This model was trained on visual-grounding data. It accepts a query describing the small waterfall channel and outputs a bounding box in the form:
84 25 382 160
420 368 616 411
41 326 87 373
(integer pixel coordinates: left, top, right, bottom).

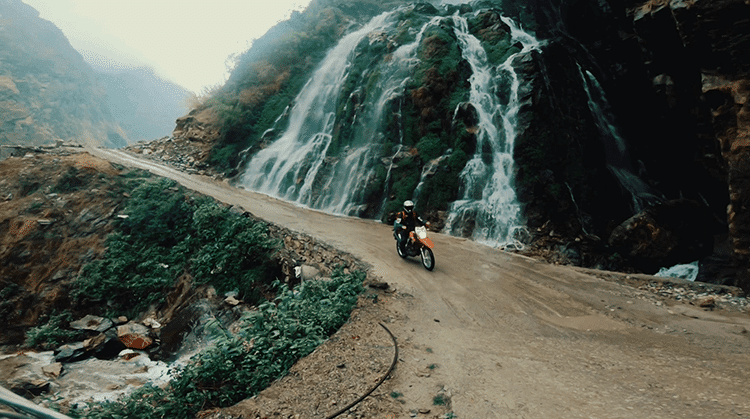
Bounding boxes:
579 66 663 213
443 14 541 247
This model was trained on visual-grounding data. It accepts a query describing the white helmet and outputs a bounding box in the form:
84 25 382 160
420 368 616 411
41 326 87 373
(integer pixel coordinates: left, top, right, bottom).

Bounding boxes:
403 200 414 213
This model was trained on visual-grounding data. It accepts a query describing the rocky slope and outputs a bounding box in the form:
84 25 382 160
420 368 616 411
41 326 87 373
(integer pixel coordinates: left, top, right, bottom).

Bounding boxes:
0 0 128 147
0 147 365 349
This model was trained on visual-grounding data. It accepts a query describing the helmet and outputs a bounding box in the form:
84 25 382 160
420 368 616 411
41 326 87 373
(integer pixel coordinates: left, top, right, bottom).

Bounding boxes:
403 200 414 213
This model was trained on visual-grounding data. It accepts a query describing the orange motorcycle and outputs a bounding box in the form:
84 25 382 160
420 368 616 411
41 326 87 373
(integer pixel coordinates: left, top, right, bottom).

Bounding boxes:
395 225 435 271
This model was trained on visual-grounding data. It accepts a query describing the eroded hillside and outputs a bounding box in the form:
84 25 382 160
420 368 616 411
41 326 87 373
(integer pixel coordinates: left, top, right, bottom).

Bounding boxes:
0 0 128 147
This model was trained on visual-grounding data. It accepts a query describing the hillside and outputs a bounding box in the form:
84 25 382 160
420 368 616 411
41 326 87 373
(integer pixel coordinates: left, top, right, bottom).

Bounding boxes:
0 0 128 147
143 0 749 292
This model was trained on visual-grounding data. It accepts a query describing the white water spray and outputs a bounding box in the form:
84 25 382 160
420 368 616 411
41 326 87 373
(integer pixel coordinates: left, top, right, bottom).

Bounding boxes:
443 14 541 247
240 12 439 216
239 12 397 207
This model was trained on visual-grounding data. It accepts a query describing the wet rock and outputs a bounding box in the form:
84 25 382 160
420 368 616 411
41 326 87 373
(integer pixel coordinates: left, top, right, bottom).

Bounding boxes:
0 355 50 397
117 322 153 350
83 329 127 360
70 314 113 333
143 317 162 329
41 362 63 379
697 297 716 308
453 102 479 130
368 281 390 290
10 378 49 397
54 342 88 363
608 199 717 272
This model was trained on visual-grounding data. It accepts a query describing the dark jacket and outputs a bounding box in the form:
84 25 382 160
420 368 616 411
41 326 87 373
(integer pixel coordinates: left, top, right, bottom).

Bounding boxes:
394 210 425 232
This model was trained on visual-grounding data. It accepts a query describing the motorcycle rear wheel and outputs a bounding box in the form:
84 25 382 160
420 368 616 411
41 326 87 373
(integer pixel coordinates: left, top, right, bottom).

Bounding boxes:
420 247 435 271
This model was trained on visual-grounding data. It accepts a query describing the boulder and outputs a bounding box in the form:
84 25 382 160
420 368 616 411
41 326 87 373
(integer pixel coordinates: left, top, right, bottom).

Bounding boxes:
41 363 63 379
83 329 127 360
0 355 50 397
608 199 717 272
54 342 88 363
70 314 113 333
295 265 321 281
117 322 153 350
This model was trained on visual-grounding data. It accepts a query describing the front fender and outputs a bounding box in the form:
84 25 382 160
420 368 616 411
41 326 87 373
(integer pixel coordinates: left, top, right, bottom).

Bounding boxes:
418 237 434 249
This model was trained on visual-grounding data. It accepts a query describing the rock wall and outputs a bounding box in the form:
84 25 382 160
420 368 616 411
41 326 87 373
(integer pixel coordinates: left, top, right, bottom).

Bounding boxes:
516 0 750 290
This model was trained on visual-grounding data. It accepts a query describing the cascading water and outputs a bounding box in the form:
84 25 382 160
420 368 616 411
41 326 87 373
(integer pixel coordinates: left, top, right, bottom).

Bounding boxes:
238 4 548 248
443 13 541 247
239 11 397 208
314 17 441 214
579 66 662 213
239 11 439 215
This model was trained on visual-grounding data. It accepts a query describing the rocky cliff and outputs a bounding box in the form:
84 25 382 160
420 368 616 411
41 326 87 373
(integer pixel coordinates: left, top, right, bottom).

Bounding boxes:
0 0 127 147
155 0 748 291
512 0 749 290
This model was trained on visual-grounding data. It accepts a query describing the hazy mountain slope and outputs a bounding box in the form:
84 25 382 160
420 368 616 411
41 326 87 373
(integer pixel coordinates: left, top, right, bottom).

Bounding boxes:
95 67 191 142
0 0 128 147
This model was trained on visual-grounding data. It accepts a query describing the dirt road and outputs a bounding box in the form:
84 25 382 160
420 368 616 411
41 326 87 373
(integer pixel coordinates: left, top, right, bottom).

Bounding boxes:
90 148 750 418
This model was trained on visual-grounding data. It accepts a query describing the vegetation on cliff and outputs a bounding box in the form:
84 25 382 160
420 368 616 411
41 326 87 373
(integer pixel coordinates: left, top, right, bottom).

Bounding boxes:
201 0 528 225
73 178 280 317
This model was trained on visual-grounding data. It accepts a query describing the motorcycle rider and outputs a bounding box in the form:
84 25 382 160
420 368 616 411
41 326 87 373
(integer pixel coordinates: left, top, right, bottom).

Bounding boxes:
393 200 426 250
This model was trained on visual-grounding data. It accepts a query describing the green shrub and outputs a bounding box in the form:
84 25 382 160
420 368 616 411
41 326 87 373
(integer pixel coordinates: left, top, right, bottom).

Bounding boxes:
73 179 279 317
53 167 83 192
24 311 82 350
76 268 365 419
416 133 443 161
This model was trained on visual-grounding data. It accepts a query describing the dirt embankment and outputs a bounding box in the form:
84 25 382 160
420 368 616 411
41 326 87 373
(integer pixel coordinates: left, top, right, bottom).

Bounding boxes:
0 149 134 347
0 147 372 350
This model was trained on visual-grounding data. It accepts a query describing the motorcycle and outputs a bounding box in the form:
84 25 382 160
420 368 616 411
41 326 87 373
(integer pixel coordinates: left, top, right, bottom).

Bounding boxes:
394 224 435 271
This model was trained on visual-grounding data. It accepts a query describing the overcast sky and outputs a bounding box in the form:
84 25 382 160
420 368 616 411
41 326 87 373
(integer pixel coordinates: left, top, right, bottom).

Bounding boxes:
22 0 312 93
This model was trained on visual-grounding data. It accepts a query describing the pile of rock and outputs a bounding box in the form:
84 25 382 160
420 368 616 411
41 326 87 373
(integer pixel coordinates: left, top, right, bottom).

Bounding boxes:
0 314 164 400
639 280 750 312
126 136 219 178
264 219 367 285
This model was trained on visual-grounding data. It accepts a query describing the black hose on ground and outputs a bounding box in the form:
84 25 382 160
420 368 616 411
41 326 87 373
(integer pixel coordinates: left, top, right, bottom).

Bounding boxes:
325 322 399 419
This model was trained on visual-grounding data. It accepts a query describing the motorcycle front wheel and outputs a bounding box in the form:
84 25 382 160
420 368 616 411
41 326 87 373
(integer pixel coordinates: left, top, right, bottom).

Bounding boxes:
420 247 435 271
396 240 408 258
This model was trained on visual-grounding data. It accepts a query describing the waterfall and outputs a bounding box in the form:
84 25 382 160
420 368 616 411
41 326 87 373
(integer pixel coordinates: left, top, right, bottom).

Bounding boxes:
578 66 662 212
239 11 438 216
239 11 397 208
443 14 541 248
318 17 441 214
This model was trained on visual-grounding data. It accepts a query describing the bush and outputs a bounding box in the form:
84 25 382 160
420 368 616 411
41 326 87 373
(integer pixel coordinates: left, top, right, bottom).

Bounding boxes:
76 269 365 419
53 167 83 192
73 179 279 317
24 311 82 350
